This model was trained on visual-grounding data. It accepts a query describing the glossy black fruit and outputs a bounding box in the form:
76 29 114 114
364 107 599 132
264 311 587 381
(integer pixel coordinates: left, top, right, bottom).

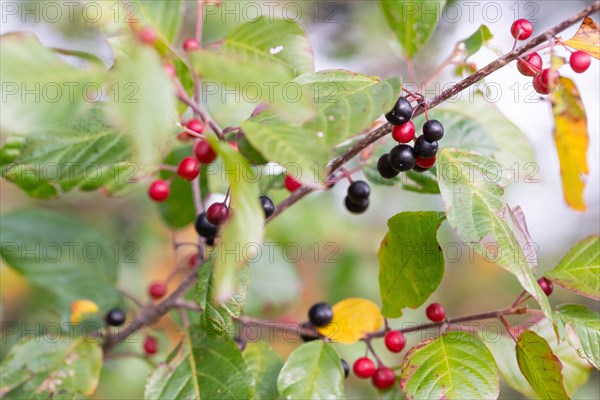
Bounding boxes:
347 180 370 202
422 119 444 142
414 136 439 158
341 359 350 379
389 144 416 172
105 308 126 326
260 195 275 218
308 302 333 326
194 212 218 239
344 196 369 214
385 97 413 125
377 154 400 179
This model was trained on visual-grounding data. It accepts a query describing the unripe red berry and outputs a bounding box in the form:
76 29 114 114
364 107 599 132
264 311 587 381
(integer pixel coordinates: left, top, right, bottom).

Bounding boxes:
391 121 416 143
517 52 543 76
533 73 551 95
511 19 533 40
148 282 167 299
384 330 407 353
353 357 376 379
186 119 204 135
284 175 302 192
426 303 446 322
144 336 158 355
177 157 201 181
415 156 436 169
372 367 396 389
540 68 560 90
138 27 157 45
183 38 200 52
193 140 217 164
206 202 230 225
538 277 554 296
570 51 591 73
148 180 170 202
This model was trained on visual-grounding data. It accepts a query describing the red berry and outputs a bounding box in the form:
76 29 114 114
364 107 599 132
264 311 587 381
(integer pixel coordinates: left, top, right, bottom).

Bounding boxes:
177 157 201 181
372 367 396 389
148 282 167 299
163 62 176 78
188 253 198 267
206 202 229 225
540 68 560 90
517 52 543 76
426 303 446 322
144 336 158 355
384 330 406 353
148 180 170 202
570 51 591 73
532 73 551 95
193 140 217 164
183 38 200 52
353 357 376 379
284 175 302 192
415 156 436 169
511 19 533 40
177 131 192 142
138 27 157 45
391 121 416 143
186 119 204 135
538 277 554 296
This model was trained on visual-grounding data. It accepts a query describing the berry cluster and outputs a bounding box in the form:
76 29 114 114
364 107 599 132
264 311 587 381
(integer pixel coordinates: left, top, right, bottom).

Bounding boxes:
379 97 444 179
511 19 593 95
344 180 371 214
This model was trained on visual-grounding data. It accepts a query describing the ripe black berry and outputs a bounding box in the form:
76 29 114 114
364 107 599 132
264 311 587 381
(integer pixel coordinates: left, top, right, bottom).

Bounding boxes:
260 195 275 218
341 359 349 379
308 302 333 327
194 212 217 239
205 237 215 247
422 120 444 142
385 97 413 125
347 180 370 202
105 308 126 327
414 136 438 158
413 165 430 172
377 154 400 179
389 144 416 172
344 196 369 214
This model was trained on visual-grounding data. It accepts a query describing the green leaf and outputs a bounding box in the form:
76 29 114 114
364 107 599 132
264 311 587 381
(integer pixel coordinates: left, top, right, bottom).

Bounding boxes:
144 339 199 400
189 326 255 400
196 262 249 336
1 107 134 198
277 341 345 400
399 331 499 399
106 45 177 167
0 209 123 311
242 71 401 184
436 148 552 319
555 304 600 369
380 0 446 58
157 146 196 228
204 135 264 303
546 236 599 300
378 212 446 318
463 25 493 57
243 342 283 400
516 330 570 400
0 338 102 398
0 33 105 134
135 0 184 43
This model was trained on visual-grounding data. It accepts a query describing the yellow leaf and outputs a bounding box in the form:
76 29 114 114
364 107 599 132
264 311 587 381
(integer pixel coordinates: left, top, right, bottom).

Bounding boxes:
565 17 600 59
317 298 383 344
552 77 589 211
70 299 99 324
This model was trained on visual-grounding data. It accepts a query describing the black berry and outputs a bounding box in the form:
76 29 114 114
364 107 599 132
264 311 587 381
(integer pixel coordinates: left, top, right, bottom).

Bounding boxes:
422 119 444 142
389 144 416 172
205 237 215 247
377 154 400 179
344 196 369 214
385 97 413 125
308 302 333 327
413 164 431 172
341 359 350 379
260 195 275 218
347 180 370 202
414 136 439 158
105 308 126 327
194 212 218 239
